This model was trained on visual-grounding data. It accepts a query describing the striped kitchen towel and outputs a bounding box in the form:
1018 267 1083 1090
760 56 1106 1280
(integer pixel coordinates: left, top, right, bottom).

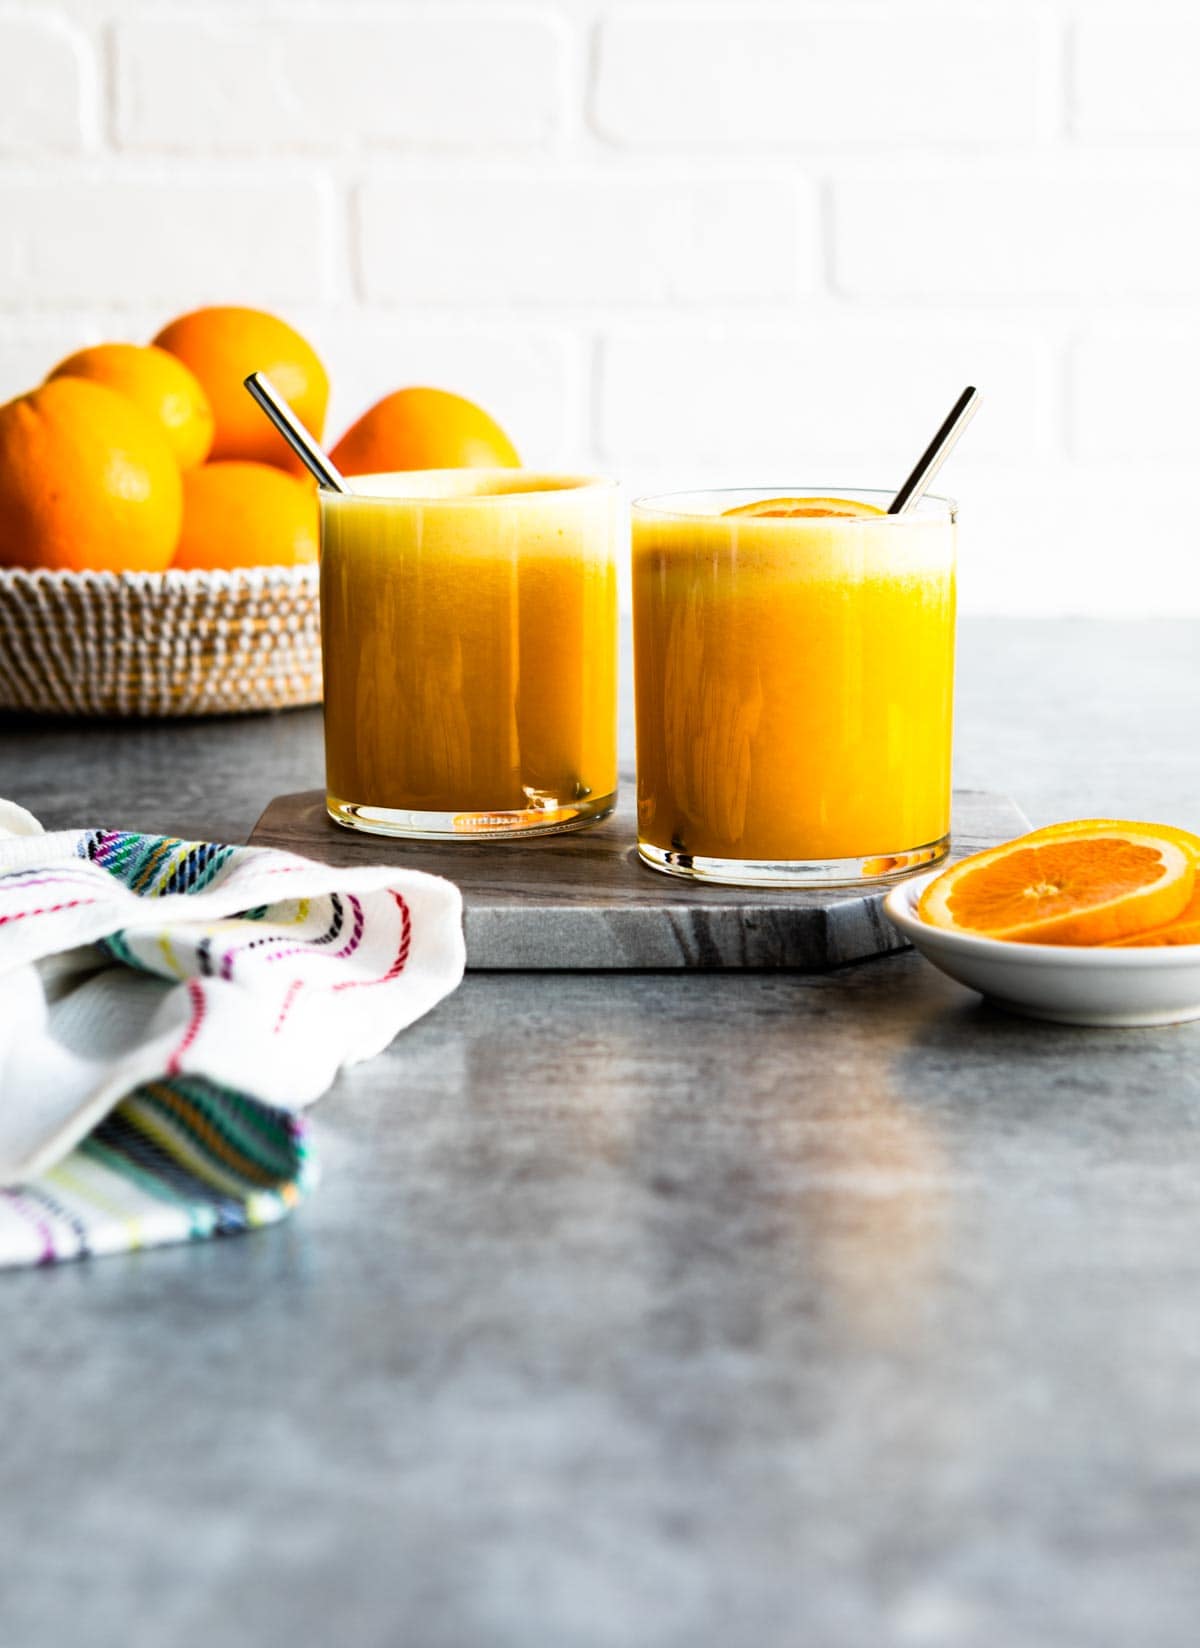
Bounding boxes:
0 799 465 1267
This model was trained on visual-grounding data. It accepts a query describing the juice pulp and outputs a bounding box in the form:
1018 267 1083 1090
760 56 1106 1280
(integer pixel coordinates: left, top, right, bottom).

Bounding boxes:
632 491 956 865
321 472 618 828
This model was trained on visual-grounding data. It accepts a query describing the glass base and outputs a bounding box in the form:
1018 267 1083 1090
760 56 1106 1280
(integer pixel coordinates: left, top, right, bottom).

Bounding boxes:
328 790 617 841
637 833 950 889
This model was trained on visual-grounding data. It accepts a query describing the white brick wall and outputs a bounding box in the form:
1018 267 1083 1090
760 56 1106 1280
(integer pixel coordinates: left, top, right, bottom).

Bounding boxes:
592 11 1048 147
1072 15 1200 139
358 172 814 305
832 160 1200 300
2 0 1200 615
0 15 90 153
0 172 331 305
115 14 567 152
1069 327 1200 462
598 320 1054 466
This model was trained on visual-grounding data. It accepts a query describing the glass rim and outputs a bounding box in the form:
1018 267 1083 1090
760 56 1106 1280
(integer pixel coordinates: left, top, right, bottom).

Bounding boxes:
630 486 956 523
321 469 616 506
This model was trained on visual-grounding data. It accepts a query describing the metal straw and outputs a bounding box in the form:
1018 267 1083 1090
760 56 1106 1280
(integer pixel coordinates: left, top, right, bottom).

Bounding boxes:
243 371 350 493
888 386 980 515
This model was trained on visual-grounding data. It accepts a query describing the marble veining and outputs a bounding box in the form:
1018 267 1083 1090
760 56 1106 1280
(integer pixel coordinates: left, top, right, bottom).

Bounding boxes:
250 782 1027 970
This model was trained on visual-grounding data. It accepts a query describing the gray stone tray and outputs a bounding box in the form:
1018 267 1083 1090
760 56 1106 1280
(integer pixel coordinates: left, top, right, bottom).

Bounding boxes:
248 782 1027 971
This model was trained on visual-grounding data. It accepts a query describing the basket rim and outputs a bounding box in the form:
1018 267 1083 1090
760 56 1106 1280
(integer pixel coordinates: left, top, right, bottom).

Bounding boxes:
0 562 319 591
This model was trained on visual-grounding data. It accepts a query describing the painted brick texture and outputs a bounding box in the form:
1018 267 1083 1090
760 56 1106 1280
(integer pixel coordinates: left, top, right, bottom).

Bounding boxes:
1 0 1198 613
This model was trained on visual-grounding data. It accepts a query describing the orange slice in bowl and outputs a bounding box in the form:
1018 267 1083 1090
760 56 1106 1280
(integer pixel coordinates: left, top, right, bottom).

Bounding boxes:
722 496 886 519
1018 818 1200 866
918 824 1195 946
1104 884 1200 947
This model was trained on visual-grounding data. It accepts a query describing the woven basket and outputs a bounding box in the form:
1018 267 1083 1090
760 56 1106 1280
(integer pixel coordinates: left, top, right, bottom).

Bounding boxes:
0 565 322 717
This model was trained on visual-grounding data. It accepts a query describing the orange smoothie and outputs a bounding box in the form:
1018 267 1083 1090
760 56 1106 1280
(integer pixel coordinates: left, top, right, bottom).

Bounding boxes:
632 489 956 879
321 471 618 836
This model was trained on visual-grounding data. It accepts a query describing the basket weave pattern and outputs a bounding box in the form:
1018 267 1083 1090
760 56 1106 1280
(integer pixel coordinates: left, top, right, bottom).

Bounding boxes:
0 565 322 717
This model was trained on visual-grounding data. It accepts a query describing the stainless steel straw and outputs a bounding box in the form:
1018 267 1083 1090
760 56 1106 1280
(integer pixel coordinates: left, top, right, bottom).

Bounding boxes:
243 371 350 493
888 386 980 515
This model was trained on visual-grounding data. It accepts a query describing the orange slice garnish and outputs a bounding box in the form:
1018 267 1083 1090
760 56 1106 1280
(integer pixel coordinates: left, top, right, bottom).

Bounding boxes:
918 824 1195 946
722 496 886 520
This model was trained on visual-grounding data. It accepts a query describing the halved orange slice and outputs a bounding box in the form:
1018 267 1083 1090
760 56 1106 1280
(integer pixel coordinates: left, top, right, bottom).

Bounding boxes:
1104 885 1200 947
1018 817 1200 866
918 824 1195 946
722 496 885 520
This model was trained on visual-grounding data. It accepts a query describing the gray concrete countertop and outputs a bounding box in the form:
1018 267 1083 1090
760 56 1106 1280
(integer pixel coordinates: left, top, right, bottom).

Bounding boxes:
2 618 1199 1648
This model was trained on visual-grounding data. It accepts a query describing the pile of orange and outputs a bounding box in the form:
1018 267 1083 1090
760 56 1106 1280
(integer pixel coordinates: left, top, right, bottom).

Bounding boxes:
0 306 520 575
920 820 1200 949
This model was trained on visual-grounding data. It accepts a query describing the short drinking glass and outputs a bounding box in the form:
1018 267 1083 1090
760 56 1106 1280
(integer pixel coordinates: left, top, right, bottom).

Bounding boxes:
631 487 957 886
321 470 619 838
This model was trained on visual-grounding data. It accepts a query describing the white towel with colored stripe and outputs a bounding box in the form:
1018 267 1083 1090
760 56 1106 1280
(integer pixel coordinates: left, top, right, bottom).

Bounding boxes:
0 799 465 1267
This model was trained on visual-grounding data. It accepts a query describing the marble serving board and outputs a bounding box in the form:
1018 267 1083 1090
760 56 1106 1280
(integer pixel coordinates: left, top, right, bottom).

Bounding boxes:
248 781 1027 971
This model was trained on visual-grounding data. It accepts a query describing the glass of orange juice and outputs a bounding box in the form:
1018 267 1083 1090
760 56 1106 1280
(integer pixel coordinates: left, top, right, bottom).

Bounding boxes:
320 470 618 837
631 488 957 885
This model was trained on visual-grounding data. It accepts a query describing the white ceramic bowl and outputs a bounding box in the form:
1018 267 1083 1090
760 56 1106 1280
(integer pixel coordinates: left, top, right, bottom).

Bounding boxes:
884 871 1200 1027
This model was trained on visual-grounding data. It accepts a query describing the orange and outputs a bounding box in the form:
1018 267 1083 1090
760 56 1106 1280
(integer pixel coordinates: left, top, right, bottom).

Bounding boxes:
152 306 328 470
329 387 519 476
1105 885 1200 948
1019 817 1200 866
1019 820 1200 946
919 824 1194 946
173 461 318 571
723 496 885 519
0 377 182 573
47 342 214 470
